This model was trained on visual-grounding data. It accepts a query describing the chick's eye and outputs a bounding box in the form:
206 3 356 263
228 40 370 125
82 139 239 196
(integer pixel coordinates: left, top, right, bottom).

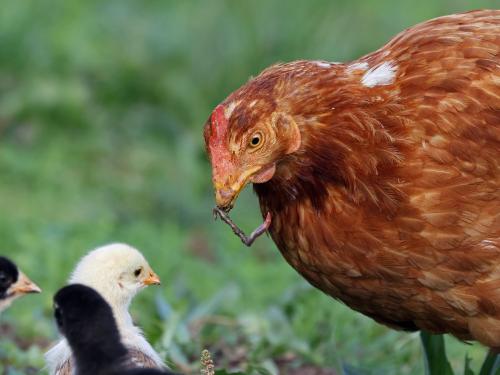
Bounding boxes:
134 268 142 277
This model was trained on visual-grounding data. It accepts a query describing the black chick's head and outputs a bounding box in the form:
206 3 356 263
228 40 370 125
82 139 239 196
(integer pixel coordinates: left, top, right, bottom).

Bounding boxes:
53 284 128 375
0 256 18 298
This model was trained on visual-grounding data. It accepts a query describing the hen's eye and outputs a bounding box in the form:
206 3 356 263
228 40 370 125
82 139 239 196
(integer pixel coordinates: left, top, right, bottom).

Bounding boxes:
134 268 142 277
250 133 262 147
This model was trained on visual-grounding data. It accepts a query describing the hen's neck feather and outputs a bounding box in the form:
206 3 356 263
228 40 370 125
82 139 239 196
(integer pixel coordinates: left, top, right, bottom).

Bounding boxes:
254 66 409 215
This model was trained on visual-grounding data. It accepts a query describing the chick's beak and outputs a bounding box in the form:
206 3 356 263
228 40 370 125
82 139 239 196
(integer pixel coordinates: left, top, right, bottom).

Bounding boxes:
143 271 161 286
9 272 42 295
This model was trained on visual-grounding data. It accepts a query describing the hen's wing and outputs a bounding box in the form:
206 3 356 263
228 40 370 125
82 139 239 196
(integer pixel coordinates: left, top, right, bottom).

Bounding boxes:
355 11 500 341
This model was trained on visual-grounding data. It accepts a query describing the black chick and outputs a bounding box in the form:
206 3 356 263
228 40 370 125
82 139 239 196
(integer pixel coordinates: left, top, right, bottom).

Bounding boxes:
53 284 179 375
0 256 41 313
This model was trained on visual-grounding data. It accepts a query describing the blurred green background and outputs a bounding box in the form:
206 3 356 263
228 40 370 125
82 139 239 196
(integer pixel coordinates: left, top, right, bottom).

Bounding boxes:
0 1 498 374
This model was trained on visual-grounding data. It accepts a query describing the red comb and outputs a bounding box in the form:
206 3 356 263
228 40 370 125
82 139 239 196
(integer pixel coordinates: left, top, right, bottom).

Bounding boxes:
210 104 227 145
208 104 232 174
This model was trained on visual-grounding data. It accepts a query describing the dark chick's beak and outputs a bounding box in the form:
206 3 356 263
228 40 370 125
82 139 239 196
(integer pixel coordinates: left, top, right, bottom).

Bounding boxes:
143 271 161 286
9 272 42 295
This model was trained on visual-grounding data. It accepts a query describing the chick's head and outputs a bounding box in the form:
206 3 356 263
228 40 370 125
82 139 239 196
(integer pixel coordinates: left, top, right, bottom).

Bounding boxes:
69 243 160 308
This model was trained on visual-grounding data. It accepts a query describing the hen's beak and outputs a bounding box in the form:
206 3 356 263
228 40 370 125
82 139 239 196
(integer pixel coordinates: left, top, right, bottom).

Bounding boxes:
9 272 42 295
214 167 258 210
213 164 276 211
143 271 161 286
214 183 242 212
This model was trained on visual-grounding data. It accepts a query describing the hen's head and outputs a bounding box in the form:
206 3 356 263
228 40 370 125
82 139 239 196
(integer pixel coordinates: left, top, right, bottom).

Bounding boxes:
203 65 312 211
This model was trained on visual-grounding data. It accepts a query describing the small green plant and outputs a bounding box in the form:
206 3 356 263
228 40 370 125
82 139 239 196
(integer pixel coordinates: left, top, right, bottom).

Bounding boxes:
421 332 500 375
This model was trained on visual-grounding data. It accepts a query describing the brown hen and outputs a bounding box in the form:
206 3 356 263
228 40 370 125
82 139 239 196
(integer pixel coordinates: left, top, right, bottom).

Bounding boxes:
204 10 500 347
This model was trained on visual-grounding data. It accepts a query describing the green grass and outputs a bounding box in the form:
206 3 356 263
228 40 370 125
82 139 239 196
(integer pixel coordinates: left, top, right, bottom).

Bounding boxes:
0 1 498 374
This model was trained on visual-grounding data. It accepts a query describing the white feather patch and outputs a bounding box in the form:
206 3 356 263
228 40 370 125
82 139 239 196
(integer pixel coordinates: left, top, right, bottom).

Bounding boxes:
313 60 341 68
314 61 331 68
361 62 397 87
224 100 240 118
347 62 369 72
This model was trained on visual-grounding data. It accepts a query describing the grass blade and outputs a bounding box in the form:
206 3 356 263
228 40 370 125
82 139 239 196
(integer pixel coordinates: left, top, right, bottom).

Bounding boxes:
463 354 473 375
479 350 500 375
420 331 454 375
